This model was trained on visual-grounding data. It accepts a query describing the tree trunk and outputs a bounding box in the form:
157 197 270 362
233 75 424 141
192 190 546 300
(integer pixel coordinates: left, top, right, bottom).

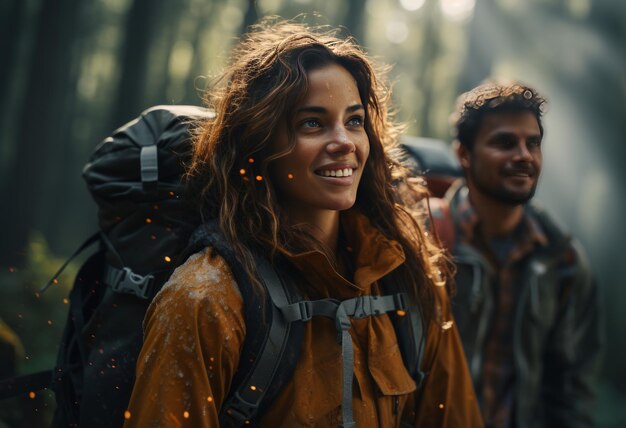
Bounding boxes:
0 0 81 267
108 0 165 130
344 0 365 45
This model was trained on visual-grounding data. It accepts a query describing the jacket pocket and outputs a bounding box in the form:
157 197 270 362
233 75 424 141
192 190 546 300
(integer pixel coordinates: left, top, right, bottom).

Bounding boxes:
369 343 417 395
367 343 417 426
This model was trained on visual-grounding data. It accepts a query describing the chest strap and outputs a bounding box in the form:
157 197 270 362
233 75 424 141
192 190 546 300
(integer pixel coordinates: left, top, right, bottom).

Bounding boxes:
280 293 408 428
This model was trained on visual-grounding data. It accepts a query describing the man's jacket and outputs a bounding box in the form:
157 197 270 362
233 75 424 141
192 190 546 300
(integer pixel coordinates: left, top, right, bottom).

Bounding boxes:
439 181 602 428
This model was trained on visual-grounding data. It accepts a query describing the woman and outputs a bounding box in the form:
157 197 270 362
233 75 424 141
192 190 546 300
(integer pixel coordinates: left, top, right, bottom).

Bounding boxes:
124 20 482 427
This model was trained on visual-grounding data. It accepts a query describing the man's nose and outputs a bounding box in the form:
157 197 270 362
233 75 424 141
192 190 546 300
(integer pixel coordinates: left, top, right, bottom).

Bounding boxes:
514 140 533 161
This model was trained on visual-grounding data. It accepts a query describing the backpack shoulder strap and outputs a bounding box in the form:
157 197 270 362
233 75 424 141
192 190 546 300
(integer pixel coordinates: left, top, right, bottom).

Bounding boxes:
381 275 427 388
185 223 304 427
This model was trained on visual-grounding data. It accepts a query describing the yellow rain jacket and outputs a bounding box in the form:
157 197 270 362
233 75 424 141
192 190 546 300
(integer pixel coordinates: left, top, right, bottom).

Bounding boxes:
124 211 482 427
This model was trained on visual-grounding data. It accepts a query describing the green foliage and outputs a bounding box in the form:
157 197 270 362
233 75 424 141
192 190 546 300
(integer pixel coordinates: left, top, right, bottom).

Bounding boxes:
0 232 78 425
0 232 76 375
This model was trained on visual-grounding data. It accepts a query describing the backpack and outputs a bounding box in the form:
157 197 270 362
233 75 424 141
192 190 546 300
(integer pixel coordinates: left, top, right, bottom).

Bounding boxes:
399 136 461 251
0 105 430 427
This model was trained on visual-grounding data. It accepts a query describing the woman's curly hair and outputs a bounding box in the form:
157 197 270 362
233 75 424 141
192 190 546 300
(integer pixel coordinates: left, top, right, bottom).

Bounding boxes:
187 18 450 323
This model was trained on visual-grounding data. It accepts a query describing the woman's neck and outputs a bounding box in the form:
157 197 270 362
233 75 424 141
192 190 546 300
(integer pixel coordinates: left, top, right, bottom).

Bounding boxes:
286 209 341 256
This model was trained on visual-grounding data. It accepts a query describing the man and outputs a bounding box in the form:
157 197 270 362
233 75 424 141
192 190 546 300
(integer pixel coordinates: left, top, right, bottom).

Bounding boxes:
435 81 602 428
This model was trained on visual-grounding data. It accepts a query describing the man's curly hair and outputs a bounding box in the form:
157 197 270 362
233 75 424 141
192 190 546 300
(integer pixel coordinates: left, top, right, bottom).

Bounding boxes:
451 80 547 149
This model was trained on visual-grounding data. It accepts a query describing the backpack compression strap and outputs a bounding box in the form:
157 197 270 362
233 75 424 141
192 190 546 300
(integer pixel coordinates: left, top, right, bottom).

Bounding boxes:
279 293 409 428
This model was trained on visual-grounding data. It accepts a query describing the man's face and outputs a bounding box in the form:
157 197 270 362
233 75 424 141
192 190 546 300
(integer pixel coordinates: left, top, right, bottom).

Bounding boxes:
458 110 543 205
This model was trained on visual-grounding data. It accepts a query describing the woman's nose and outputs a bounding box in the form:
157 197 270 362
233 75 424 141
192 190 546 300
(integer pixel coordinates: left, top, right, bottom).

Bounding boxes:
327 126 355 154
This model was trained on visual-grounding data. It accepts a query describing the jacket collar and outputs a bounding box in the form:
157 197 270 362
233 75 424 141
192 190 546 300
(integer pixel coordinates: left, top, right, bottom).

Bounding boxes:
278 210 405 299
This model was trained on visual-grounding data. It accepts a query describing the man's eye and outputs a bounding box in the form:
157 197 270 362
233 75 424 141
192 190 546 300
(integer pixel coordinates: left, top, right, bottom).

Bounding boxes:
527 139 542 148
495 138 515 148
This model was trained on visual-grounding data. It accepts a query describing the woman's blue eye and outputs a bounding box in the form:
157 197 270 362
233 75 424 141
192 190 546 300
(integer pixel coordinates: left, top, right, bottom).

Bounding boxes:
302 119 320 128
348 116 364 126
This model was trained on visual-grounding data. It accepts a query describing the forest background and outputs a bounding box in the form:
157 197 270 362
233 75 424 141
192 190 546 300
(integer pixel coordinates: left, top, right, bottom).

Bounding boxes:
1 0 624 426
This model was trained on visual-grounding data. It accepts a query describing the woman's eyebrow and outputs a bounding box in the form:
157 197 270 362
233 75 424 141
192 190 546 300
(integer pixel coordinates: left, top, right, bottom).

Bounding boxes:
296 104 364 114
346 104 364 113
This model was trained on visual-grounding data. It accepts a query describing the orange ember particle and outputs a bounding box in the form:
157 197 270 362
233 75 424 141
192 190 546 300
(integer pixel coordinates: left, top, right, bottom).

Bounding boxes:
8 267 16 273
207 396 214 402
53 278 59 284
124 410 132 420
35 292 40 299
239 168 246 175
255 175 263 181
47 320 52 326
287 173 294 179
248 158 255 164
169 192 175 196
439 403 444 409
29 392 36 399
250 385 257 391
151 235 157 240
63 298 69 305
183 411 190 419
396 310 407 317
145 218 152 224
164 256 172 263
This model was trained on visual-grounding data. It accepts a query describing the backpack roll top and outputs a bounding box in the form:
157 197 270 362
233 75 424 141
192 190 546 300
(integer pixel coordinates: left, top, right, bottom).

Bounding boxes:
83 105 214 298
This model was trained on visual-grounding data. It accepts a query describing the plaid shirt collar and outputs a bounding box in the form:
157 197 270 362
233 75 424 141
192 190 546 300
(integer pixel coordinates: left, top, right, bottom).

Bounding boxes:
455 188 548 265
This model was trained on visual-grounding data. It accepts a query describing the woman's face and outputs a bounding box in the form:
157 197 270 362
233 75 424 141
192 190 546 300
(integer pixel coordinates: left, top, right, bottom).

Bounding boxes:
270 63 370 224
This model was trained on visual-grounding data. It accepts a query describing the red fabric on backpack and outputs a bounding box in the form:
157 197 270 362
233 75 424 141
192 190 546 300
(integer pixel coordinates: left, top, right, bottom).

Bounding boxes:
429 197 456 252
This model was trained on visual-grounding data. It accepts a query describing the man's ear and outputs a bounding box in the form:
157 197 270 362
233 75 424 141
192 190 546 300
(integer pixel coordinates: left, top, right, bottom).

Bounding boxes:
454 140 471 169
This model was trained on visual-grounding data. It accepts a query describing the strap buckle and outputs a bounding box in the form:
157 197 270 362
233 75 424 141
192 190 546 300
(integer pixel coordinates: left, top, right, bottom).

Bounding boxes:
297 301 312 322
112 267 154 299
352 295 375 319
222 391 259 426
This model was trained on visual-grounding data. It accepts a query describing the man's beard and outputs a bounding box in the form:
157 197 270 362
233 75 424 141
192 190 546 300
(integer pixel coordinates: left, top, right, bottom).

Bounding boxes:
470 163 538 206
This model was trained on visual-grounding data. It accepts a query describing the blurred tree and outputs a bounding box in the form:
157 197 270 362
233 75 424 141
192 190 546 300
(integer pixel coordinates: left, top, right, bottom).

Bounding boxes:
0 0 26 124
0 0 82 267
109 0 167 129
243 0 260 32
344 0 365 44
